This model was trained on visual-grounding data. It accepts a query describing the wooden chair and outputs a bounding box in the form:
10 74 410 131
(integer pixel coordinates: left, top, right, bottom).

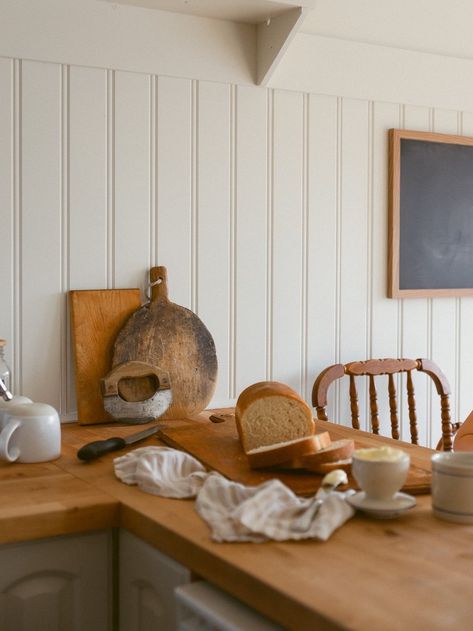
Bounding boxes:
312 358 460 451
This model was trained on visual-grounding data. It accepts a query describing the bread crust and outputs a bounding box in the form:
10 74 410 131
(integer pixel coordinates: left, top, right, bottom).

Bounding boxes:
272 432 333 469
299 439 355 469
306 458 352 474
235 381 314 449
246 435 321 469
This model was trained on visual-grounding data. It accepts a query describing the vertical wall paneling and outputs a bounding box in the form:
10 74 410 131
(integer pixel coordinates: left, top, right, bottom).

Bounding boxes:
301 93 309 400
429 109 460 447
197 81 231 405
234 85 268 394
0 59 14 378
400 106 431 445
191 80 198 314
370 101 402 437
68 66 108 415
229 83 236 398
114 71 151 291
107 69 115 289
156 76 193 308
3 51 473 432
60 64 69 415
271 89 304 392
13 60 21 393
266 89 274 382
69 66 107 289
21 61 62 405
306 94 338 412
457 112 473 426
338 98 370 429
149 75 157 267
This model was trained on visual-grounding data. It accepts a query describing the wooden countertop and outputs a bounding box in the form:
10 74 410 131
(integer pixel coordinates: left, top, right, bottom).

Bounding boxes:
1 411 472 630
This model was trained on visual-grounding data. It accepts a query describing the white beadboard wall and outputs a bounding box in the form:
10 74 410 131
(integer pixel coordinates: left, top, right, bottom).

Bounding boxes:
1 55 473 447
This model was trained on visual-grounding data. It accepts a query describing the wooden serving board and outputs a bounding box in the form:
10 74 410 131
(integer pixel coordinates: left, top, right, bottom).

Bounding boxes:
158 415 432 496
70 289 141 424
112 267 218 419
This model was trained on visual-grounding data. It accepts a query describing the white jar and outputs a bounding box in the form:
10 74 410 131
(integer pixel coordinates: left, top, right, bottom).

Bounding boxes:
431 452 473 523
0 395 33 429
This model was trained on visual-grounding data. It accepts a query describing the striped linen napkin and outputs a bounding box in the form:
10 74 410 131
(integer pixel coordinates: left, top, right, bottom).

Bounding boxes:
114 446 354 542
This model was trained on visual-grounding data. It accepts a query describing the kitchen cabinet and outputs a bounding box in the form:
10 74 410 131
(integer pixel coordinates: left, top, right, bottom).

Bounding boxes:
175 581 284 631
119 529 191 631
0 530 112 631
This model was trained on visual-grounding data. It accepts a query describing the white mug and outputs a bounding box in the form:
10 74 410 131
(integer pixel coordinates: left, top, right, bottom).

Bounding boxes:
431 452 473 523
0 395 33 429
0 402 61 463
352 446 410 501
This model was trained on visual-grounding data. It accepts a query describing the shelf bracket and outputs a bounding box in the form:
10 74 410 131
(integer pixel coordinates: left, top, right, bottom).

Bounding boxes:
256 6 308 86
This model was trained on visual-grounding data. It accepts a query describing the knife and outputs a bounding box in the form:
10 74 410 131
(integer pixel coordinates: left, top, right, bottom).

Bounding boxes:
77 425 161 461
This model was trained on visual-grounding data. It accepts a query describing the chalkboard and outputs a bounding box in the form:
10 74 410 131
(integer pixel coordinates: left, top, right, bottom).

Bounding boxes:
388 129 473 298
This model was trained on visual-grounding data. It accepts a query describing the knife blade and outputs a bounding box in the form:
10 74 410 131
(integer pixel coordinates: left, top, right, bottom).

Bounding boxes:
77 425 161 461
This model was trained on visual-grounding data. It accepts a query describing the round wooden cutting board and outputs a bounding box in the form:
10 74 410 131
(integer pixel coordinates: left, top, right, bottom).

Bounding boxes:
112 267 218 419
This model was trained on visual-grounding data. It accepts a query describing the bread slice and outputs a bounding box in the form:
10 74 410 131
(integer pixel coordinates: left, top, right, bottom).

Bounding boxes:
271 431 333 469
305 458 352 475
246 435 322 469
298 439 355 470
235 381 314 453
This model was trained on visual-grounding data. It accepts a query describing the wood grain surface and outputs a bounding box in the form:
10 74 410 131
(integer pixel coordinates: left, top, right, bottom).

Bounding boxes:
2 415 473 631
69 288 141 424
158 413 432 495
112 267 218 419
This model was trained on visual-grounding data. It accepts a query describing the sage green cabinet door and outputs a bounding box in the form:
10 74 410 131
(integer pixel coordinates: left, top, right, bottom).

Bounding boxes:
119 529 190 631
0 531 112 631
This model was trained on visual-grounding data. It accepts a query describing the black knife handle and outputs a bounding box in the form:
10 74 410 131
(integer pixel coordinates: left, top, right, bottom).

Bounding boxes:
77 437 126 461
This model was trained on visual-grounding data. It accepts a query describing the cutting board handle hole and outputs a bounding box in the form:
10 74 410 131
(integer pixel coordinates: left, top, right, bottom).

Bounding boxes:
145 277 163 302
117 375 158 402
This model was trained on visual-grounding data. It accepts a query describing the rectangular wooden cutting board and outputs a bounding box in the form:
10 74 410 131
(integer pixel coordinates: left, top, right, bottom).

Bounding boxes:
69 289 141 424
158 414 432 496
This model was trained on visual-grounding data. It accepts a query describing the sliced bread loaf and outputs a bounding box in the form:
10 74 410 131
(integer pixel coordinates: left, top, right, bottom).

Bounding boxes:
270 431 333 469
246 435 323 469
235 381 315 453
298 439 355 470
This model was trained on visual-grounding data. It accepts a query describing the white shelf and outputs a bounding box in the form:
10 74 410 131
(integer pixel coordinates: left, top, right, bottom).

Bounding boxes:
101 0 315 84
103 0 315 24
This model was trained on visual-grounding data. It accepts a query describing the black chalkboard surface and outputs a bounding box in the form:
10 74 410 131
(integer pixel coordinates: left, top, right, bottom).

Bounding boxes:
388 129 473 297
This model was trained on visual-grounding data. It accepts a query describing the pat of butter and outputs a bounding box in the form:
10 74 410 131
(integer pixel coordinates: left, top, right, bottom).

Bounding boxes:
354 446 406 462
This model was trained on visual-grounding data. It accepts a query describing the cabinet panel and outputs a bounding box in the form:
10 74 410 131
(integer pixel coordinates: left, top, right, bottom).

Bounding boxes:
119 529 190 631
0 531 112 631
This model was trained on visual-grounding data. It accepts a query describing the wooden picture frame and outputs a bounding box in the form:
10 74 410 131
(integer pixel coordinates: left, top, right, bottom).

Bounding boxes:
388 128 473 298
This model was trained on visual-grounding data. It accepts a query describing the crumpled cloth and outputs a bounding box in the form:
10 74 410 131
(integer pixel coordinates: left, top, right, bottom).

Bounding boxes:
114 446 209 498
114 446 354 542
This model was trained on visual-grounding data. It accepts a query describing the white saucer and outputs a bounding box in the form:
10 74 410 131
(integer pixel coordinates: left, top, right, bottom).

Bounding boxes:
347 491 416 519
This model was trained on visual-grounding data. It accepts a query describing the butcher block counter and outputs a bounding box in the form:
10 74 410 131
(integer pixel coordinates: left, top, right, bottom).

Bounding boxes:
1 410 473 631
